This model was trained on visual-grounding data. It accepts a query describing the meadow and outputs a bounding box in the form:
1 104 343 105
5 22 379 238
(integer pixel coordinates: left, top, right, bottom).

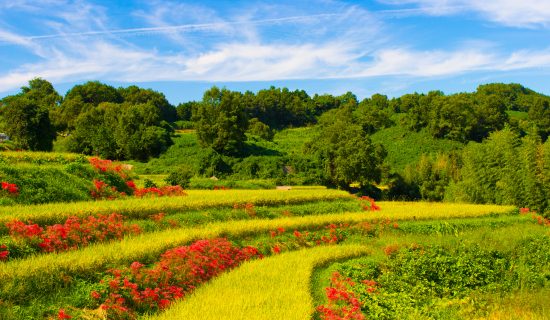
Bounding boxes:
0 151 548 319
2 179 548 320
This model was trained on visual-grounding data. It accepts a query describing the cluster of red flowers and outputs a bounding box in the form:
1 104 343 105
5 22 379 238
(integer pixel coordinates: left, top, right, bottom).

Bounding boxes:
92 238 262 318
89 157 188 201
4 213 141 256
149 212 179 228
361 279 379 294
233 202 257 217
267 223 349 255
133 185 187 198
383 244 400 256
213 185 230 190
520 207 550 227
90 179 125 200
0 244 8 261
359 196 380 211
358 218 399 237
57 309 72 319
1 181 18 195
89 157 130 179
317 272 365 320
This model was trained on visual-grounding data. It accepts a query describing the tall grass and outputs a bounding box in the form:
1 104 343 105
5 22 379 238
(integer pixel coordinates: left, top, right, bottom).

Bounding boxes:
0 189 351 227
0 202 513 301
146 245 370 320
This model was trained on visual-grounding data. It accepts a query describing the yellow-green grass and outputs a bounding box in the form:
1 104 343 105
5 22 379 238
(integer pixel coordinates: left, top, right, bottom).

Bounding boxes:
0 189 351 226
147 245 370 320
0 202 514 301
0 151 87 163
136 174 169 187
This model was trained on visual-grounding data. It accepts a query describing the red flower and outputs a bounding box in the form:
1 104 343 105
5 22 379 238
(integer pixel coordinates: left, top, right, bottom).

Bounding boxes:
58 309 72 319
91 291 101 299
273 245 281 254
158 299 171 309
0 250 9 261
126 181 136 189
1 181 18 194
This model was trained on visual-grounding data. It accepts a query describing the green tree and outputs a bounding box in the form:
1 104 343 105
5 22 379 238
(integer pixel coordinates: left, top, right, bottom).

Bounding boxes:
176 101 198 121
193 87 248 155
68 102 172 160
306 110 386 189
118 86 177 122
21 78 62 108
68 104 119 158
528 97 550 141
446 128 525 206
1 96 56 151
55 81 122 131
355 95 394 134
247 118 274 140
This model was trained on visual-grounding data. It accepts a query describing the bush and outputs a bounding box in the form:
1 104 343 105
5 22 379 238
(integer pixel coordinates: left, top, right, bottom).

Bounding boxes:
164 165 194 188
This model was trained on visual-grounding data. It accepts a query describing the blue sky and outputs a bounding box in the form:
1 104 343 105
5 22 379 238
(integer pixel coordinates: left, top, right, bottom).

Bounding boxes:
1 0 550 104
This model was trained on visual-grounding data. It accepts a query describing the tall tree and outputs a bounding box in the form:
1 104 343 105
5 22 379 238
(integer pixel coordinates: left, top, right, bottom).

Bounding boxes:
306 110 386 190
1 96 56 151
193 87 248 155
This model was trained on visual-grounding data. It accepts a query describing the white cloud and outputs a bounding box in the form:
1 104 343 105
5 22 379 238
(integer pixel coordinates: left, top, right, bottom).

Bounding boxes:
358 48 495 77
380 0 550 28
2 0 550 95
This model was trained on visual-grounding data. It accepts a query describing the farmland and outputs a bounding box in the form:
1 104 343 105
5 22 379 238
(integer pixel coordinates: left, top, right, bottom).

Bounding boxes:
1 179 548 319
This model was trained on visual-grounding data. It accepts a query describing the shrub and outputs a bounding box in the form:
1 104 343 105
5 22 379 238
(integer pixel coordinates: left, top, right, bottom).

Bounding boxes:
164 165 194 188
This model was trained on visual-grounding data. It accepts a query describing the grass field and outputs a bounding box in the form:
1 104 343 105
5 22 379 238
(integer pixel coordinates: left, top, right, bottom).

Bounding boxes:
0 184 548 319
147 245 370 320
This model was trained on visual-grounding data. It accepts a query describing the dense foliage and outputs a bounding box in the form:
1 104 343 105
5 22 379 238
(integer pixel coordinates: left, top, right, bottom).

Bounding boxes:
193 87 248 155
325 233 550 319
1 79 550 214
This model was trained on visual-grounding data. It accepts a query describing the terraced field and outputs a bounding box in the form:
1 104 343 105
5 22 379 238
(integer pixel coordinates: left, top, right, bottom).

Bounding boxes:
0 189 548 319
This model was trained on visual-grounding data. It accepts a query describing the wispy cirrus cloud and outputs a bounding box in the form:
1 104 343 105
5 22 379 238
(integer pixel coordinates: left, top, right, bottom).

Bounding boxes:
0 1 384 92
379 0 550 28
1 0 550 97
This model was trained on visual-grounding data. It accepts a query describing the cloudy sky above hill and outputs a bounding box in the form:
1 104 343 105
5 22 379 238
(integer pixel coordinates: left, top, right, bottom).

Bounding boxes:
1 0 550 102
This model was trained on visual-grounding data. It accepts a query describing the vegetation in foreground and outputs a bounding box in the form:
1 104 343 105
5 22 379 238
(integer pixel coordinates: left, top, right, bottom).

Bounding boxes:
2 188 545 319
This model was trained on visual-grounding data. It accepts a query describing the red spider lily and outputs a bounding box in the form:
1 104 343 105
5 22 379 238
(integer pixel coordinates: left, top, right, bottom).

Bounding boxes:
126 180 137 189
134 186 186 198
5 214 140 255
96 238 262 317
0 249 9 261
1 181 18 195
91 291 101 299
359 196 381 211
89 157 130 178
150 213 166 222
57 309 72 319
213 185 230 190
317 272 365 320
